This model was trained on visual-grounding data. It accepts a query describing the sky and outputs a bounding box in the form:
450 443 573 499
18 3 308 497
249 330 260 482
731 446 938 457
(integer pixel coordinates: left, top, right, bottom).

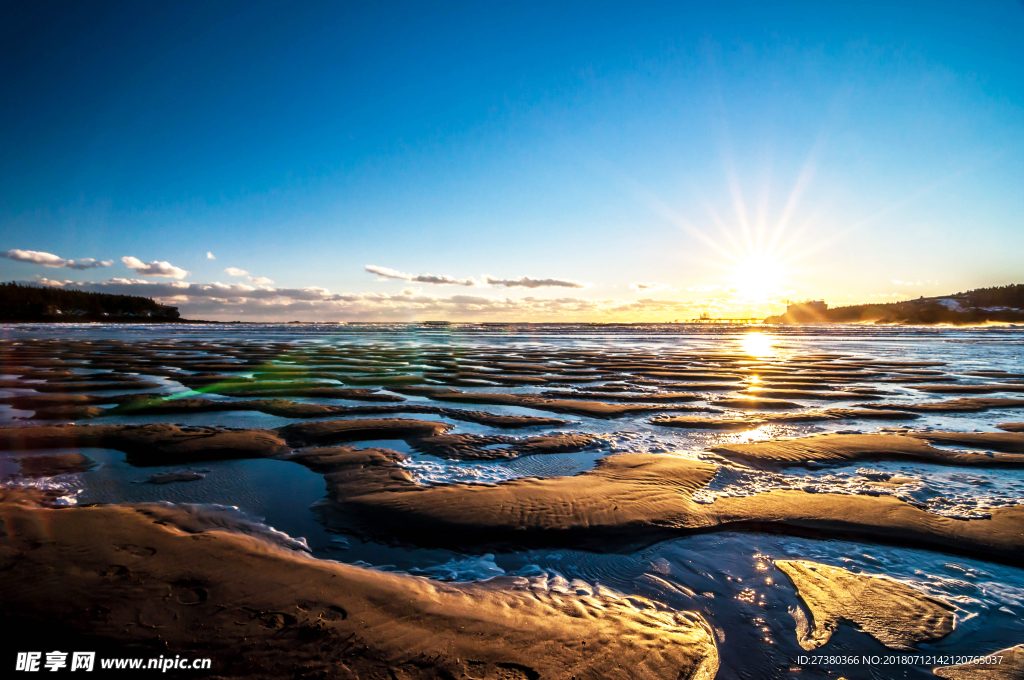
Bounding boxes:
1 0 1022 322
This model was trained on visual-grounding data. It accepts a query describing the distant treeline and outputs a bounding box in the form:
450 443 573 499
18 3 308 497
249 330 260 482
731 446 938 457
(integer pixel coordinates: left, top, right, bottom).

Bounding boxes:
0 282 180 321
767 284 1024 325
953 284 1024 309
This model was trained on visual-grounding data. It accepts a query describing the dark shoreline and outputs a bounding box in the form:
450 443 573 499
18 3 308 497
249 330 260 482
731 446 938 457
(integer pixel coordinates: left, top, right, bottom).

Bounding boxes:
0 317 219 324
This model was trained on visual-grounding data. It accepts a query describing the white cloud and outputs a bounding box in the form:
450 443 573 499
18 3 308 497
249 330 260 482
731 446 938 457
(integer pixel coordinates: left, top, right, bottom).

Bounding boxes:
630 282 674 292
365 264 479 286
364 265 588 289
39 277 329 302
686 283 721 292
1 249 112 270
224 267 273 284
121 256 189 279
207 252 216 260
483 275 587 289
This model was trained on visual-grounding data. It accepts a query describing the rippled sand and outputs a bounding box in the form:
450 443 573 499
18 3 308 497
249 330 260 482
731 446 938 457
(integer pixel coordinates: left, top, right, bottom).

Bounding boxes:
1 323 1023 678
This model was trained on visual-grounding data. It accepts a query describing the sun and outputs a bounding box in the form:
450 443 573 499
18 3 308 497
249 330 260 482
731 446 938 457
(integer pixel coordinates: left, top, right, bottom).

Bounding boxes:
731 254 785 300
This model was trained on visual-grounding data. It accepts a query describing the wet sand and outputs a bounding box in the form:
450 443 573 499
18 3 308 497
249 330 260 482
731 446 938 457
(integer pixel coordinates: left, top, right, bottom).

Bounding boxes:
2 331 1024 678
775 559 953 649
855 397 1024 412
292 447 1024 561
105 396 570 429
710 433 1024 468
0 492 719 680
933 645 1024 679
652 408 919 430
415 389 713 418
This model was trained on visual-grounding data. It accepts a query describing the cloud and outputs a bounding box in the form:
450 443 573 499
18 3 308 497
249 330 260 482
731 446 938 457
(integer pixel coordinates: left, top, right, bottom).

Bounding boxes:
37 277 323 301
483 276 587 289
686 284 721 292
121 256 189 279
207 252 216 260
365 265 479 286
365 265 587 289
1 249 113 270
224 267 273 284
630 282 674 292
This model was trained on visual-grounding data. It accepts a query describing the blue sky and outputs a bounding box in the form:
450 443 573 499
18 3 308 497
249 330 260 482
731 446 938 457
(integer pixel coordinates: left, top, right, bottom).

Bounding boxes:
2 1 1022 321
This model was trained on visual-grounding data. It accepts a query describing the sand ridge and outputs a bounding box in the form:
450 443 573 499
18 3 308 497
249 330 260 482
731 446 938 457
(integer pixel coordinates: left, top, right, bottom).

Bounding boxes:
410 389 716 418
933 645 1024 679
855 397 1024 413
711 433 1024 469
0 419 594 463
104 396 570 429
652 409 919 430
0 494 720 680
289 447 1024 562
774 559 954 650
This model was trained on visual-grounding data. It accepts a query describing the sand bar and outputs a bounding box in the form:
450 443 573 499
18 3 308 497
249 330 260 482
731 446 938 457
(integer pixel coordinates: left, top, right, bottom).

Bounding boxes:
775 559 953 650
0 494 720 680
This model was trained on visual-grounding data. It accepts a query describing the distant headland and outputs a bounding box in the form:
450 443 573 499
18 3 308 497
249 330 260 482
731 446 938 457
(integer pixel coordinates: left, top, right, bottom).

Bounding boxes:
0 282 187 323
764 284 1024 325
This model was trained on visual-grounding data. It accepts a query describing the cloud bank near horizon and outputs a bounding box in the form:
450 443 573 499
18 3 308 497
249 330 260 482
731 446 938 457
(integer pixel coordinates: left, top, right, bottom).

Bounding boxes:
27 276 773 322
365 265 479 286
225 267 274 285
483 275 586 289
365 265 587 289
630 282 675 292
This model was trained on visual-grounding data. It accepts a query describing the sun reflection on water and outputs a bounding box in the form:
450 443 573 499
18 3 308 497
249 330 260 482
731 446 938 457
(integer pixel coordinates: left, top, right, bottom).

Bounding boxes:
716 423 793 446
738 332 777 358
